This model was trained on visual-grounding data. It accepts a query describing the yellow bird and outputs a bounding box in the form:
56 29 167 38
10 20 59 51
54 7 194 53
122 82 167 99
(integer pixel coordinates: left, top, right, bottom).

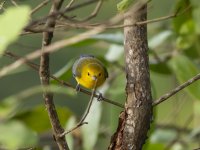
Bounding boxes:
72 55 108 90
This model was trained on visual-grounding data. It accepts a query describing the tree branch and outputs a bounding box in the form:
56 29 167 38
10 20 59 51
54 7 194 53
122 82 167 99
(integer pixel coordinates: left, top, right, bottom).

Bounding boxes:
39 0 69 149
153 72 200 106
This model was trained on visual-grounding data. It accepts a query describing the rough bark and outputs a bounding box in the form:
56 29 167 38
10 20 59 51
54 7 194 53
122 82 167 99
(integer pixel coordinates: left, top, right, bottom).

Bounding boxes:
109 4 152 150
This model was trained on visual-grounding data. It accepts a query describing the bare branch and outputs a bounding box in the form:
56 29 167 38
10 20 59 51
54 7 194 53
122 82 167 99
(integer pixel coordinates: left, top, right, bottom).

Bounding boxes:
26 0 100 29
153 72 200 106
71 0 103 22
39 0 69 149
23 4 190 35
65 0 75 9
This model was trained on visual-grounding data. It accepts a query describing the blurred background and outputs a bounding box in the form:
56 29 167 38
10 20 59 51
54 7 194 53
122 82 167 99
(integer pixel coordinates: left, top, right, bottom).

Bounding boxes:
0 0 200 149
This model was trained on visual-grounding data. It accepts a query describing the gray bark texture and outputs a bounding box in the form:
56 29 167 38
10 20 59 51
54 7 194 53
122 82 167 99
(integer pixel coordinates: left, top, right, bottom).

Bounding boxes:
108 4 152 150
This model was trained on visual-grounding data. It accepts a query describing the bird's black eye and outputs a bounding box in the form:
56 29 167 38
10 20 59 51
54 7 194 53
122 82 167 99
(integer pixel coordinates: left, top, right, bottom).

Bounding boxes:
88 72 90 76
99 73 101 76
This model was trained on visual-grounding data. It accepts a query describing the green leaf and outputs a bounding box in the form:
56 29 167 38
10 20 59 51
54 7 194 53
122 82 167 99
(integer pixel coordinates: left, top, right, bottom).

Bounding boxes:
117 0 134 12
0 6 30 53
192 5 200 34
183 46 200 59
179 19 195 34
172 0 191 33
150 62 171 74
0 120 38 150
192 101 200 138
168 54 200 100
176 35 196 49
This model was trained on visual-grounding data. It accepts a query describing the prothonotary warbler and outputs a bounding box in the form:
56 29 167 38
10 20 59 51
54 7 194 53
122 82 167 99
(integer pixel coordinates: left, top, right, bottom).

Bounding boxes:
72 55 108 90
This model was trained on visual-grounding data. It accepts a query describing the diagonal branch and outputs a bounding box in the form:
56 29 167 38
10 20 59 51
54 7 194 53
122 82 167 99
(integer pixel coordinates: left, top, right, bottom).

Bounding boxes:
153 72 200 106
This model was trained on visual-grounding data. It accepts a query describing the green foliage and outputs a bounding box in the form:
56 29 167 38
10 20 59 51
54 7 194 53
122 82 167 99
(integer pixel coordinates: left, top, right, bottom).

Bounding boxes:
173 0 191 33
0 120 38 150
168 54 200 100
144 143 165 150
191 0 200 33
0 6 30 54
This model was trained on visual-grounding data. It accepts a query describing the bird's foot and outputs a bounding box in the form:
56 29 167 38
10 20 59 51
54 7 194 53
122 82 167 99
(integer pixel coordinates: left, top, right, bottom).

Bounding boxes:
75 84 81 92
96 92 103 101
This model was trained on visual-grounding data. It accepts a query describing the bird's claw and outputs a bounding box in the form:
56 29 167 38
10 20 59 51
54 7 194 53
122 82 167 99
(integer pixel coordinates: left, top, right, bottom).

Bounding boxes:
97 93 103 101
75 84 81 92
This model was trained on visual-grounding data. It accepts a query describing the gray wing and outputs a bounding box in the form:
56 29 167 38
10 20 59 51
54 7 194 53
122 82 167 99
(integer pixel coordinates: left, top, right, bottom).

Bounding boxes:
72 58 81 78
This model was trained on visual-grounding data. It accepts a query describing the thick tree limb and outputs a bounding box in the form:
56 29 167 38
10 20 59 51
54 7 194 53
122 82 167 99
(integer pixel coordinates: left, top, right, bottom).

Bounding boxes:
39 0 69 149
109 3 152 150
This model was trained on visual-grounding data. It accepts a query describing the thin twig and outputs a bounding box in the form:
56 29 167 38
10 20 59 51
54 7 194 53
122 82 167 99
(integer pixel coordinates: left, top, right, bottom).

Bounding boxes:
31 0 50 15
65 0 75 9
23 4 190 35
60 80 98 137
26 0 100 29
153 72 200 106
3 51 124 108
77 0 103 22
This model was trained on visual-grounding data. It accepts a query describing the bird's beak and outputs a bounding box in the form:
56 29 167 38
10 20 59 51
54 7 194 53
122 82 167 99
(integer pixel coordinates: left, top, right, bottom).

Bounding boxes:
92 75 97 81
